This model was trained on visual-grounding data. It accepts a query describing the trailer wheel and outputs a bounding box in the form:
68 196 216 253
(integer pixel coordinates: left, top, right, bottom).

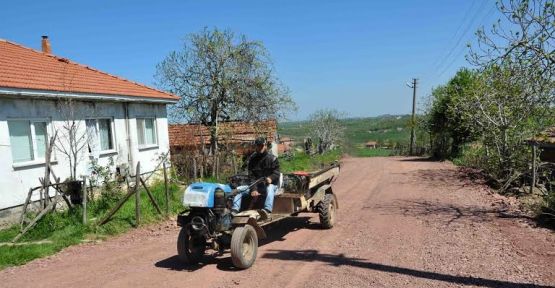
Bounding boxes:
318 194 336 229
177 228 206 265
230 224 258 269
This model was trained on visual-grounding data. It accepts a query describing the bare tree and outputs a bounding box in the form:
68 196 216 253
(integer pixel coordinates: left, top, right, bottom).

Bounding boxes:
468 0 554 105
54 99 89 180
469 0 554 77
156 27 296 175
308 109 345 154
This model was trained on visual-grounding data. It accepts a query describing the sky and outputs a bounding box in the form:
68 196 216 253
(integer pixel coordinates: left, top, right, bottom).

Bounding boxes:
0 0 501 121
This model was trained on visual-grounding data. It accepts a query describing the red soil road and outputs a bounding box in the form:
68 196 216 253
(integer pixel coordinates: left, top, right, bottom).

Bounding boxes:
1 157 554 288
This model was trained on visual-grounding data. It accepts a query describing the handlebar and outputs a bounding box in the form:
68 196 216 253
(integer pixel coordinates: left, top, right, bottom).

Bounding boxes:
229 177 266 197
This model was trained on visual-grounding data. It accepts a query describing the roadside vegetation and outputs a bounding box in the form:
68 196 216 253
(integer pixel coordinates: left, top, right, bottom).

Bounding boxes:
423 0 555 222
280 150 342 172
0 181 182 269
279 114 429 157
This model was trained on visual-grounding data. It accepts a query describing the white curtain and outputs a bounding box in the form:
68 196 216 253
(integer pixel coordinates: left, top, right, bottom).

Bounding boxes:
34 122 47 159
137 118 145 145
8 120 33 162
99 119 112 150
86 119 99 157
145 118 155 145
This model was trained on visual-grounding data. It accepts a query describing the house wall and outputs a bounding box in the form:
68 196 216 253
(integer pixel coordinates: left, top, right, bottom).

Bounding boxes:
0 97 170 210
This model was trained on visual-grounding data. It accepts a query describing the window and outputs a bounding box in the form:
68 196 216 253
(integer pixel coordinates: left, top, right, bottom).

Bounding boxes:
8 120 49 163
98 119 113 151
137 118 157 147
86 118 115 153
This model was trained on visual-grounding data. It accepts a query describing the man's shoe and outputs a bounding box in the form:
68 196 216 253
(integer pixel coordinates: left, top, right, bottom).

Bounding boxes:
259 209 272 221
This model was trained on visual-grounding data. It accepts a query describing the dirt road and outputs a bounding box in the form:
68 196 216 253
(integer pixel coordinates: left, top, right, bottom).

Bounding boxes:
2 157 554 287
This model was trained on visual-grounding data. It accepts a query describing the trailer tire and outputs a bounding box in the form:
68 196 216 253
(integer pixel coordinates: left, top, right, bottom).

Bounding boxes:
230 224 258 269
318 194 336 229
177 228 205 265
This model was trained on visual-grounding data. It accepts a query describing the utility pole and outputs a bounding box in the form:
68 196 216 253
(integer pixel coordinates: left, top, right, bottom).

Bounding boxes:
406 78 418 155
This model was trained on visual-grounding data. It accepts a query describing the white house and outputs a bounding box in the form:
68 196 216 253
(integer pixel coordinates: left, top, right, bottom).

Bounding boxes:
0 37 179 211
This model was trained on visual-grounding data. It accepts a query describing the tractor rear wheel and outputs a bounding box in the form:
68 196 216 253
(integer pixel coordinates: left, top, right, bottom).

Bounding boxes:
177 228 206 265
230 224 258 269
318 194 336 229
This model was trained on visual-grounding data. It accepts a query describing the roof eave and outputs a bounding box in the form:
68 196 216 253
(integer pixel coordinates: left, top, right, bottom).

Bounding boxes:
0 87 179 104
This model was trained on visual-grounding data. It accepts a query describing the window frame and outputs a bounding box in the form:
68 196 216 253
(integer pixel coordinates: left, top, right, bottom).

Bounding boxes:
86 117 117 156
136 117 158 150
7 118 55 168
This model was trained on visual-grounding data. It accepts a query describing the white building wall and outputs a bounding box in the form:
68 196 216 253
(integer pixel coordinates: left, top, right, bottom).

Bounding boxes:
0 97 170 210
127 102 171 175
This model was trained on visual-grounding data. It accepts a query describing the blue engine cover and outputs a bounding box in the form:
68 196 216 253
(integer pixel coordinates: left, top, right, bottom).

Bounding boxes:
182 182 232 208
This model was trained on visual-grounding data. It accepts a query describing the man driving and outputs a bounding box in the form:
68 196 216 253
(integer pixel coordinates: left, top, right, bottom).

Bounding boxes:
231 137 280 219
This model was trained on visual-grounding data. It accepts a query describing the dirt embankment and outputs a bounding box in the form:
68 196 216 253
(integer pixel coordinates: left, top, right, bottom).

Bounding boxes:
1 157 554 288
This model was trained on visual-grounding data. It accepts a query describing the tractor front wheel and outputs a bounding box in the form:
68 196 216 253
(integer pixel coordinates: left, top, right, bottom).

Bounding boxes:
318 193 337 229
177 228 206 265
230 224 258 269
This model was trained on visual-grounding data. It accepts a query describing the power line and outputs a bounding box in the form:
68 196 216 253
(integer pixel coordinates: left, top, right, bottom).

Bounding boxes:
434 0 490 76
431 0 478 70
422 0 483 82
436 3 497 80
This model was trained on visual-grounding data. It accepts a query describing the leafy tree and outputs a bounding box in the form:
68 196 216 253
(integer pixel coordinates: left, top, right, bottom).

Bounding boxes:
426 68 481 159
156 28 296 167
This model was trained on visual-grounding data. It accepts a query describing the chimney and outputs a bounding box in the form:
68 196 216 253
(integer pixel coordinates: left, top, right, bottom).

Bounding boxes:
41 35 51 54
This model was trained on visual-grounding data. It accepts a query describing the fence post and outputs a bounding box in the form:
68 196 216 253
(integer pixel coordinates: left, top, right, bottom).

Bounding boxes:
200 155 204 179
163 162 169 216
216 153 220 180
193 156 197 181
135 162 141 227
232 153 237 174
82 176 87 225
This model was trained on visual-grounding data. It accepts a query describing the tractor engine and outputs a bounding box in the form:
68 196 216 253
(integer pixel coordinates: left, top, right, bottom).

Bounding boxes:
210 188 232 232
180 183 234 235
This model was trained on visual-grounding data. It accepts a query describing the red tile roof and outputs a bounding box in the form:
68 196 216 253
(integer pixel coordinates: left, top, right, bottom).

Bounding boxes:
0 39 179 101
169 120 277 148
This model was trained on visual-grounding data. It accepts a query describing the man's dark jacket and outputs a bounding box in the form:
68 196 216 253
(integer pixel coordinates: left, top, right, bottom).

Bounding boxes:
246 151 280 192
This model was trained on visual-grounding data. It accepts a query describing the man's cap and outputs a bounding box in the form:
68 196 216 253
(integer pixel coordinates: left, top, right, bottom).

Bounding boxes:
254 137 266 146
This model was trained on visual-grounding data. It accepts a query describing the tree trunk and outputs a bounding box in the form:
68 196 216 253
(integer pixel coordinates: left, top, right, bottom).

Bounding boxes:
501 127 510 176
210 119 219 178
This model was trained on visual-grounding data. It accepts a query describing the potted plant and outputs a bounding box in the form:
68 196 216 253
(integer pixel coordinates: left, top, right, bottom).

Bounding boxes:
63 179 83 204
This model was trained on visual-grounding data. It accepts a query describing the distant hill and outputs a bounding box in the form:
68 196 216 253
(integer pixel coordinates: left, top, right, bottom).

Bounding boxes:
278 114 423 156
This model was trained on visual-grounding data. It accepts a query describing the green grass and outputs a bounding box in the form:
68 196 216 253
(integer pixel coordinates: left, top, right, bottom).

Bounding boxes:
0 181 183 269
279 150 342 172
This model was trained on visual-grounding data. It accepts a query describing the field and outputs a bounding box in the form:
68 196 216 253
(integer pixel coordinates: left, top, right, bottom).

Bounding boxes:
278 114 428 157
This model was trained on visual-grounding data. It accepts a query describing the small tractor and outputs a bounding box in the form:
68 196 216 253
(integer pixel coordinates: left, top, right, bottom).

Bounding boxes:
176 163 340 269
